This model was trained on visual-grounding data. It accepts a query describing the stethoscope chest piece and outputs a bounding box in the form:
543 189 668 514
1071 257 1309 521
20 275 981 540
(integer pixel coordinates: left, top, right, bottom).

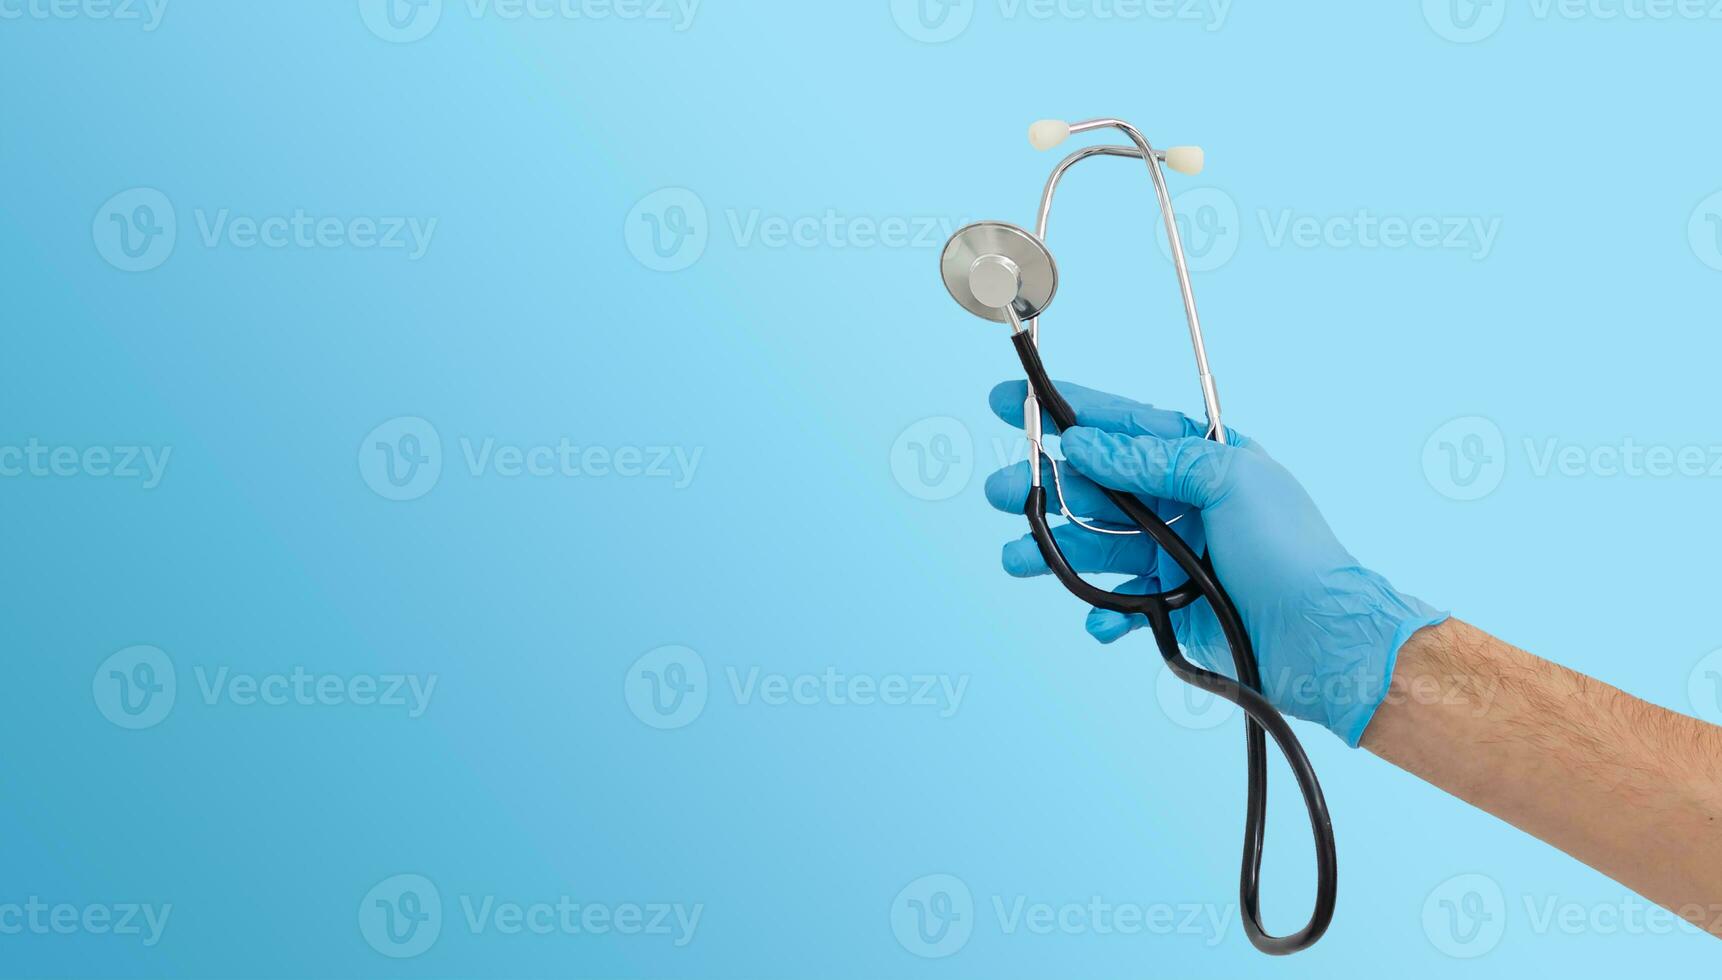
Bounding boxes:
940 221 1057 323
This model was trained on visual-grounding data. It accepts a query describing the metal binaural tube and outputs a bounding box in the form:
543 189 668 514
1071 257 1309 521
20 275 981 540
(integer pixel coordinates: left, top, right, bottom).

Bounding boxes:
1032 119 1226 445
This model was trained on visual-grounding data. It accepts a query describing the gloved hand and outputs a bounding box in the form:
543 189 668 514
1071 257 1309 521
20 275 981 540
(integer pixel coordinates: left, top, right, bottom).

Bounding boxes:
984 380 1447 746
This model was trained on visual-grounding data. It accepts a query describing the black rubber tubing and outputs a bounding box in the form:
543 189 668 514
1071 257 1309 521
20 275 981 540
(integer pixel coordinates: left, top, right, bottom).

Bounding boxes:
1011 330 1338 954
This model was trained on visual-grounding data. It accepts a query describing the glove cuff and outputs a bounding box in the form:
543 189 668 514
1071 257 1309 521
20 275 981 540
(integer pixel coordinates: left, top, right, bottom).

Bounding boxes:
1329 575 1448 747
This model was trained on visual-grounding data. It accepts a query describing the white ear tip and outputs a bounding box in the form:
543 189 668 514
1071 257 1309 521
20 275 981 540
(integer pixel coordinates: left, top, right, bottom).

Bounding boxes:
1028 119 1071 151
1164 145 1204 175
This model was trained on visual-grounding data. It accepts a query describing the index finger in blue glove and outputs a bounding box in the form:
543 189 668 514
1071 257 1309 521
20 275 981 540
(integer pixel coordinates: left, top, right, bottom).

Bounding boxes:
984 456 1128 523
1001 521 1157 579
1061 427 1240 509
988 380 1254 449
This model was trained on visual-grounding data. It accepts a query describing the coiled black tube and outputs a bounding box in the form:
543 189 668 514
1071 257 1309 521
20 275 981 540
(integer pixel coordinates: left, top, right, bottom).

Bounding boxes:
1012 331 1337 954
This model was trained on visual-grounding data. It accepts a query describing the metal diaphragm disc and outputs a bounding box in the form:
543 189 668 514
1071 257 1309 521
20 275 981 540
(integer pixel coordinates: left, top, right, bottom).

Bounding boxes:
940 221 1058 324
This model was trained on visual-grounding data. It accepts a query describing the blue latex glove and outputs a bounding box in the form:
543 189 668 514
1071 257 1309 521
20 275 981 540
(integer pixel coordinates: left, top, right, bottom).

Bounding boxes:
984 380 1447 746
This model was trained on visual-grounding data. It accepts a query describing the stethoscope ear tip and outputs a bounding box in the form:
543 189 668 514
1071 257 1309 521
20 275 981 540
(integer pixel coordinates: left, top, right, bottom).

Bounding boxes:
1164 145 1205 176
1028 119 1071 151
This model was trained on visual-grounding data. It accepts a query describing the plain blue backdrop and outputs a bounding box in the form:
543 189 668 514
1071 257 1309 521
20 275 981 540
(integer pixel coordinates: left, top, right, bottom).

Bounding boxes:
4 0 1722 975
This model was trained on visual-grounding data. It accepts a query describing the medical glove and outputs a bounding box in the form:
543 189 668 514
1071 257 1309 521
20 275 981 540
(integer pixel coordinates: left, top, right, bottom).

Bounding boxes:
984 380 1447 746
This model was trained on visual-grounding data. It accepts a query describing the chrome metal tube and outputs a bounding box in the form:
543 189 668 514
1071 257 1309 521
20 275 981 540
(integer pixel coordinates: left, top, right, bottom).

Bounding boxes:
1031 119 1225 444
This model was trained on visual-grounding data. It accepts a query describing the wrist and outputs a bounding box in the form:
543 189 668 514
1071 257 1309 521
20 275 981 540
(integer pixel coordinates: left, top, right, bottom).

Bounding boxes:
1324 573 1448 747
1358 617 1479 757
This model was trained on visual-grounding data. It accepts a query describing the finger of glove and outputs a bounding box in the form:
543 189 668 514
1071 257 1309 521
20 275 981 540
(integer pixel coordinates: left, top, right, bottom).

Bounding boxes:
989 380 1254 449
1000 521 1156 579
1061 427 1237 509
1086 575 1154 644
983 456 1126 523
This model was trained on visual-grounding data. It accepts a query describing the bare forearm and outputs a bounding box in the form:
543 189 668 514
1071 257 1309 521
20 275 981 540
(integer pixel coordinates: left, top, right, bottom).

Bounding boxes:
1361 617 1722 936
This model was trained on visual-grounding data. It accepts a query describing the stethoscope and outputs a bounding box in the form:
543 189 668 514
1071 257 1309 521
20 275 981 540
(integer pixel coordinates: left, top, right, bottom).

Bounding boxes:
938 118 1337 955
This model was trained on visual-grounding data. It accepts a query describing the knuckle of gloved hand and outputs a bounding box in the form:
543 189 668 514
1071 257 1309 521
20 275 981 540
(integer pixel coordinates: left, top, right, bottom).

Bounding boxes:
1105 435 1163 490
1124 407 1161 437
1177 443 1234 501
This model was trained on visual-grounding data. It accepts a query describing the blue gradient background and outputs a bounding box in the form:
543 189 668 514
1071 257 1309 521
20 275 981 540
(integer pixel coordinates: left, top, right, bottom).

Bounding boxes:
4 0 1722 976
